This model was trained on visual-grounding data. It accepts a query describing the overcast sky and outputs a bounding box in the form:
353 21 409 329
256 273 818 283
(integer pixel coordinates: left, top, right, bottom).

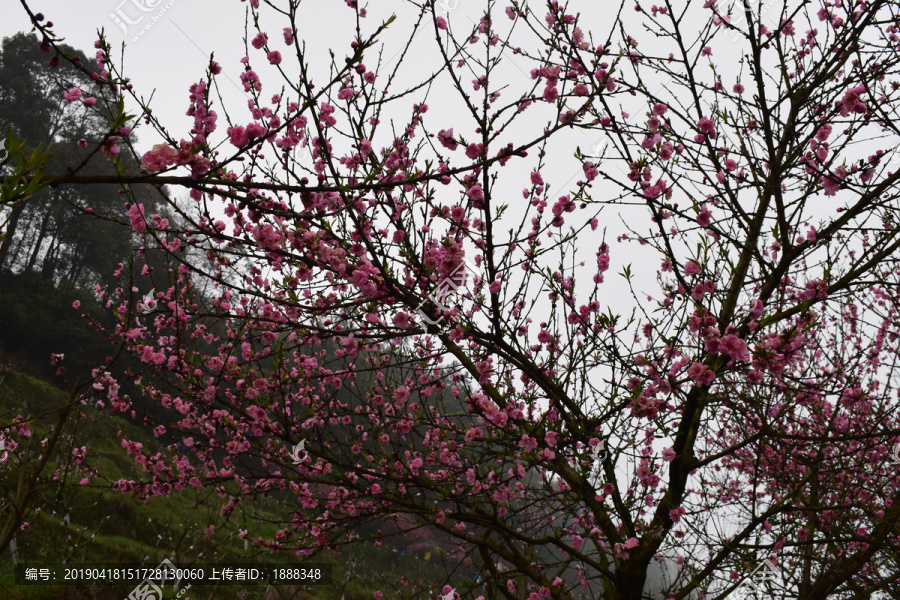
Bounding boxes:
2 0 668 320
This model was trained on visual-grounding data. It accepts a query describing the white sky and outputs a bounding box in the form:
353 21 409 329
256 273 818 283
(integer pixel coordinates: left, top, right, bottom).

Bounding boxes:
2 0 672 329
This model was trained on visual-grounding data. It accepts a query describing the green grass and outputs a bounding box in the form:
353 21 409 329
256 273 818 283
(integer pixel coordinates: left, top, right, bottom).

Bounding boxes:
0 369 467 599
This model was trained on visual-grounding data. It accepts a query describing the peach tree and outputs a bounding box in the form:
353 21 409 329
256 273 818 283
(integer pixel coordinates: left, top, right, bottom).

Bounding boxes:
9 0 900 598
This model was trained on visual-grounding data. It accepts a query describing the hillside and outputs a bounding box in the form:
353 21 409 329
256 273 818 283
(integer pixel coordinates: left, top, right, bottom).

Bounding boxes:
0 369 464 600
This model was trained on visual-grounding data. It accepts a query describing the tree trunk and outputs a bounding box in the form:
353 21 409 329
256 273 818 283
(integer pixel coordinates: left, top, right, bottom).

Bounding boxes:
0 201 25 272
7 534 18 566
25 209 51 272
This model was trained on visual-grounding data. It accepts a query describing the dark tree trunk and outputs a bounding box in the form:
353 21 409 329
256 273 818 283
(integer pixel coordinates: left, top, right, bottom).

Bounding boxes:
25 209 52 272
0 201 25 272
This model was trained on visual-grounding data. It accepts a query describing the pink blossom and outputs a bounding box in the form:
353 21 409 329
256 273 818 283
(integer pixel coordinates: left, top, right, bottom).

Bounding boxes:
267 51 282 65
228 126 250 147
63 88 82 104
839 84 867 117
101 136 122 160
687 362 716 386
436 16 448 30
718 334 750 362
394 385 410 403
283 27 294 45
816 124 832 141
684 261 702 275
697 116 717 138
543 85 559 103
127 204 147 233
246 121 267 140
393 312 411 328
697 205 712 227
519 435 538 452
141 143 180 172
465 143 484 159
659 142 674 160
437 129 458 151
251 32 268 49
240 70 262 93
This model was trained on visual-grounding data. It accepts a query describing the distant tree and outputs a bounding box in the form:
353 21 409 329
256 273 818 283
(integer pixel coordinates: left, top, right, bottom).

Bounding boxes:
0 29 174 559
8 1 900 600
0 32 158 287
